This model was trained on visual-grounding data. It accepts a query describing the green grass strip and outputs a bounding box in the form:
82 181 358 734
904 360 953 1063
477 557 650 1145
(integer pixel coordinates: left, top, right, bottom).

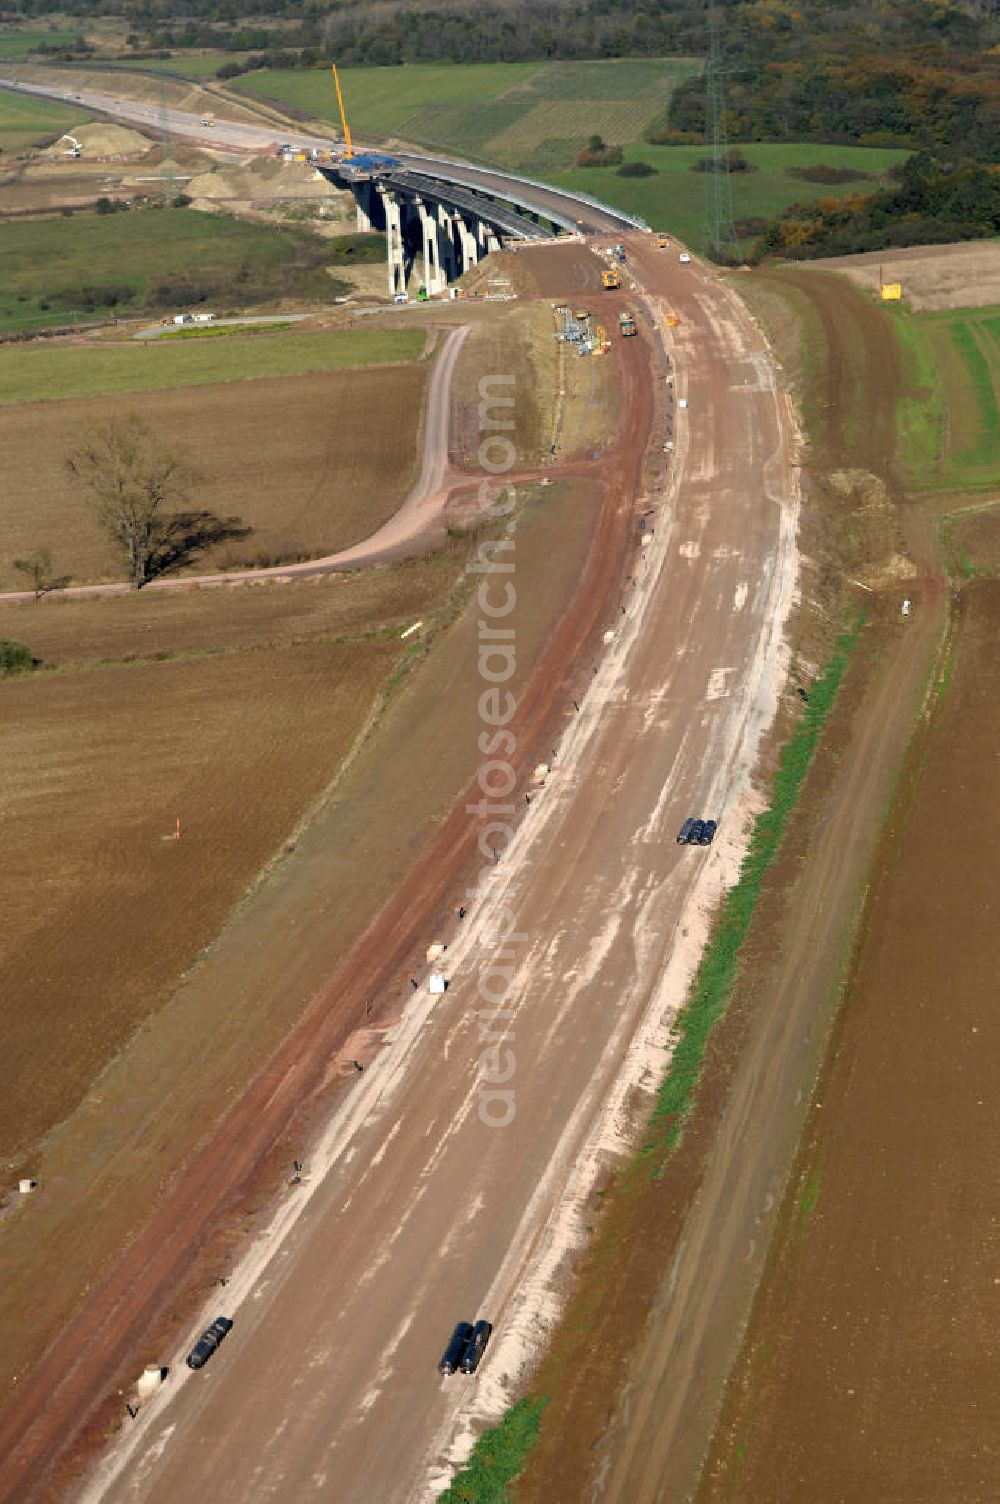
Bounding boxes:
948 320 999 473
653 618 863 1149
889 308 944 484
0 328 425 405
437 1397 549 1503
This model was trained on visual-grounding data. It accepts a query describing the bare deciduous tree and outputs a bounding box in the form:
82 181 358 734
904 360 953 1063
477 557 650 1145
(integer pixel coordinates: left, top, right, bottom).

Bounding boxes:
67 415 250 589
68 415 192 591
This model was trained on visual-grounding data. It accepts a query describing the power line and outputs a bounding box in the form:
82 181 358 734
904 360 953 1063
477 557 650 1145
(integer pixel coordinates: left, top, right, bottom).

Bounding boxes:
702 3 739 263
159 60 175 203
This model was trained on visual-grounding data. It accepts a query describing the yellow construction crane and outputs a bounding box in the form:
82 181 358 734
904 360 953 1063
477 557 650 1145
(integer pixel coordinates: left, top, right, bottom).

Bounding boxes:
332 63 353 158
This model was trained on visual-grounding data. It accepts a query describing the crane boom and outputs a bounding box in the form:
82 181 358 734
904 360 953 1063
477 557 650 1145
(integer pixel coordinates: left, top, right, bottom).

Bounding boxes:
331 63 353 158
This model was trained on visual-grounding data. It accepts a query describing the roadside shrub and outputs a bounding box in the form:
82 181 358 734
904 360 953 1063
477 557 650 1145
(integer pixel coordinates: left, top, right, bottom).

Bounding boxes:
617 160 656 177
327 234 383 262
576 144 623 168
49 283 136 311
786 164 875 185
692 148 757 174
647 127 701 146
0 640 36 676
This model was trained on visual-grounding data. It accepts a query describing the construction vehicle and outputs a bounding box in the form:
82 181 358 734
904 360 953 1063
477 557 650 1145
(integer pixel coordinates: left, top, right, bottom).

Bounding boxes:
656 232 670 249
601 268 621 290
332 63 354 159
618 308 637 337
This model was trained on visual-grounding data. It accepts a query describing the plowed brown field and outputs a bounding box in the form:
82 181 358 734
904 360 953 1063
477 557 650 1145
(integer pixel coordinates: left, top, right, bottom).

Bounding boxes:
0 639 399 1167
702 580 1000 1503
0 363 426 589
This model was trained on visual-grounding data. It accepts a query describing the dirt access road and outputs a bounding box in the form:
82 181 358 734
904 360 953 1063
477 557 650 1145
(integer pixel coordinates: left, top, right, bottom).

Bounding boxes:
48 239 797 1504
0 323 470 606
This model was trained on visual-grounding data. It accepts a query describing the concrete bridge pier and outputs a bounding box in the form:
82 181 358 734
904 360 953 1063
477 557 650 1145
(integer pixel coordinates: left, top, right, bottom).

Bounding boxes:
417 201 447 296
379 188 408 296
455 212 479 275
353 180 375 234
436 205 460 283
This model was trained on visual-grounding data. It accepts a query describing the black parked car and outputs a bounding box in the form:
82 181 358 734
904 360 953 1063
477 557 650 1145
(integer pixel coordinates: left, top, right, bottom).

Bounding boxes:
439 1322 474 1376
688 820 705 845
459 1320 493 1375
676 817 695 845
186 1316 233 1370
700 819 717 846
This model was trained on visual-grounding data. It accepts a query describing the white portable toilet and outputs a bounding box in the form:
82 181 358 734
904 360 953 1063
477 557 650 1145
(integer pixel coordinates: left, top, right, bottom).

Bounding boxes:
428 973 447 995
137 1367 165 1399
18 1178 35 1195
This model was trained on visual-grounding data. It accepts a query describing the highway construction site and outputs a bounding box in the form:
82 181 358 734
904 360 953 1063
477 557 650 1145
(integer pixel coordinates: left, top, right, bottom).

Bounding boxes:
1 66 995 1504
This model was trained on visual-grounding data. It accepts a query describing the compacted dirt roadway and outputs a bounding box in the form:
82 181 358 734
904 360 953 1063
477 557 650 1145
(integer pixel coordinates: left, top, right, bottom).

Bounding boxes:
66 240 798 1504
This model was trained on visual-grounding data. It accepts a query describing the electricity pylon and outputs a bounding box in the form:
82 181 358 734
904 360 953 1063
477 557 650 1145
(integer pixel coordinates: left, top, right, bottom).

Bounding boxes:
703 4 739 263
159 60 175 202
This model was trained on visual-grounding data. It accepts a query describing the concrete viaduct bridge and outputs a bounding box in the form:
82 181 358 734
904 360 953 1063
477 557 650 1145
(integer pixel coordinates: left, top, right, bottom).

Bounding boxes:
320 150 646 297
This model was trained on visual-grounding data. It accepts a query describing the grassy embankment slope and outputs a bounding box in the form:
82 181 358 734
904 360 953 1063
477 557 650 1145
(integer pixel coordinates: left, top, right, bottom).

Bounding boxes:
893 303 1000 495
0 83 87 151
0 206 358 334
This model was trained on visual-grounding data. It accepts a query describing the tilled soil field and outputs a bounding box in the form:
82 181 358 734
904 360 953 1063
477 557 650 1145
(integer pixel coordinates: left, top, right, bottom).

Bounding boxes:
0 363 427 589
0 638 399 1168
702 581 1000 1503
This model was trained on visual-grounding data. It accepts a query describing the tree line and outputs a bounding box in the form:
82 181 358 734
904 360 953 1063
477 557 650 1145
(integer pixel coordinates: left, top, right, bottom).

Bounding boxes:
667 53 999 160
751 153 1000 261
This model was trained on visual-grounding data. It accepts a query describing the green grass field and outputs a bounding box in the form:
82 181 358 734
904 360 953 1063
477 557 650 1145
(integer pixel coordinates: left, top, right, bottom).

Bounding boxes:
0 30 76 59
548 141 909 249
894 305 1000 491
100 51 239 78
235 58 700 170
0 83 88 151
0 205 345 333
0 326 424 404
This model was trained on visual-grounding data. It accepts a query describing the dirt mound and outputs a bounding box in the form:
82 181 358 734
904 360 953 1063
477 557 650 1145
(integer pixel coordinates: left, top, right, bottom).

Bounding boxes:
187 156 337 204
45 123 152 159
